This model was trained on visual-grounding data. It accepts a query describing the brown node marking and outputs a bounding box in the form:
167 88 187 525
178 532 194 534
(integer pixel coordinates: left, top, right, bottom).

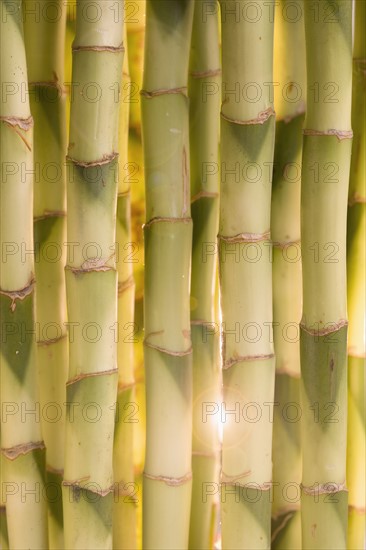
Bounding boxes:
0 278 35 312
223 352 275 370
143 337 192 357
0 115 33 130
303 128 353 141
348 193 366 206
34 210 66 222
2 441 45 461
118 188 131 198
66 261 116 275
66 151 118 167
38 333 67 347
221 106 275 126
62 479 114 497
1 115 33 151
192 450 217 458
117 380 136 393
279 103 306 124
46 464 64 476
72 44 124 53
189 68 221 79
67 368 118 386
271 511 296 543
301 481 347 495
144 216 192 228
191 190 219 203
118 275 135 294
140 87 187 98
218 231 271 243
300 319 348 336
143 471 192 487
273 238 301 249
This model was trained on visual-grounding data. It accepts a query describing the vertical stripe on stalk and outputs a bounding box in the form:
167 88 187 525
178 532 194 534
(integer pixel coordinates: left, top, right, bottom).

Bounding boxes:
188 1 221 548
271 2 305 548
62 2 124 548
0 1 48 547
141 1 194 548
219 1 276 548
300 2 353 548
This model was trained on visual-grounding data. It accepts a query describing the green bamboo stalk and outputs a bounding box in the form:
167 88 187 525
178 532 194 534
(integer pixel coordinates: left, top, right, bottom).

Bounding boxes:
218 1 276 548
126 0 146 132
62 1 124 548
300 2 353 548
23 1 68 546
271 2 305 548
0 1 48 547
141 1 194 547
347 1 366 547
113 26 137 550
0 455 9 550
188 1 221 548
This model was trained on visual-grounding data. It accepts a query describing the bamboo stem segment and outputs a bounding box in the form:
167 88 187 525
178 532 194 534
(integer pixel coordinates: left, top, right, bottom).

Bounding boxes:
141 1 194 547
271 2 305 548
219 1 276 548
0 1 48 547
300 2 353 548
188 2 221 548
347 0 366 547
23 1 68 545
62 2 124 548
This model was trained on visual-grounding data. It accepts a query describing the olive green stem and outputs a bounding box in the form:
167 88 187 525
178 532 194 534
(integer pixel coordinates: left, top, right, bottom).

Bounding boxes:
346 1 366 547
141 2 195 548
300 2 353 548
219 1 276 548
188 2 221 548
23 1 68 546
62 1 124 548
0 1 48 547
271 2 305 548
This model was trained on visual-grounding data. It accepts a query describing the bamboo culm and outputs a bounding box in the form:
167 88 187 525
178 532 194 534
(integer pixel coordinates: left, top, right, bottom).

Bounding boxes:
300 2 353 548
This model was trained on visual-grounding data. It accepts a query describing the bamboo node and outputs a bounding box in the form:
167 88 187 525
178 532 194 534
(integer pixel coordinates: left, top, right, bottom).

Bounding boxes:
72 44 125 53
271 510 297 543
118 275 135 294
189 68 221 79
301 482 347 495
66 151 118 167
67 368 118 386
223 353 275 370
144 216 192 228
0 115 33 130
220 107 275 126
62 479 115 497
300 319 348 336
0 278 35 312
303 128 353 141
348 193 366 206
2 441 45 460
144 337 192 357
191 190 219 203
219 231 271 243
34 210 66 222
140 87 188 98
143 471 192 487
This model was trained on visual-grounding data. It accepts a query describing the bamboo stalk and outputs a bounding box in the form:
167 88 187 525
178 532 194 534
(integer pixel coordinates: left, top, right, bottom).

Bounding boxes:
0 1 48 547
62 1 124 548
188 1 221 548
300 2 353 548
113 25 137 550
126 0 146 132
218 1 276 548
347 0 366 547
141 1 194 547
271 2 305 548
23 1 68 546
